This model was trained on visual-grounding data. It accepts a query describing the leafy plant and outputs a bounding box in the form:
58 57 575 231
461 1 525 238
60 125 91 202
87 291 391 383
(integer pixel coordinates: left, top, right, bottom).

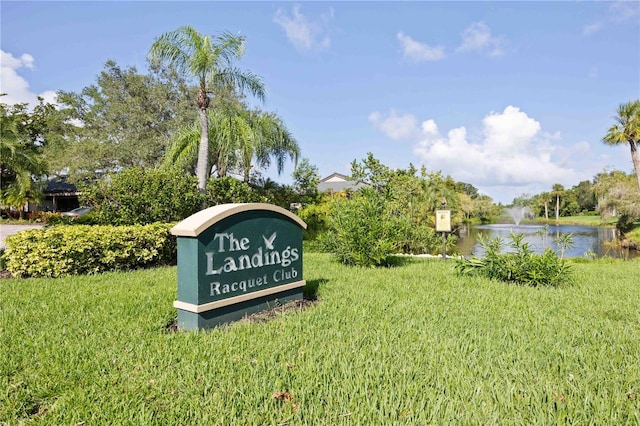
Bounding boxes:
553 232 575 259
297 201 331 241
455 232 573 287
3 223 176 277
322 188 397 266
205 176 265 206
535 224 549 249
80 166 202 225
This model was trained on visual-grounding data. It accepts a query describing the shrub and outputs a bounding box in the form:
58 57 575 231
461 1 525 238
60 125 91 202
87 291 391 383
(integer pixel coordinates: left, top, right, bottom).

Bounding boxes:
297 201 331 241
322 188 397 267
394 216 456 255
81 167 203 225
30 211 60 224
205 176 265 206
454 233 572 287
3 223 176 277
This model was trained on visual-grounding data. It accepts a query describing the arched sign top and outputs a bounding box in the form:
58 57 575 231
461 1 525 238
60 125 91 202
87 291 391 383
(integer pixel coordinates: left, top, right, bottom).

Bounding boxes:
171 203 307 237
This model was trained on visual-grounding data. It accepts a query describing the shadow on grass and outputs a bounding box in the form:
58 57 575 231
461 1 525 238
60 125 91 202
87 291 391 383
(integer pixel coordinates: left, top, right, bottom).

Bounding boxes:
385 255 423 267
304 278 327 300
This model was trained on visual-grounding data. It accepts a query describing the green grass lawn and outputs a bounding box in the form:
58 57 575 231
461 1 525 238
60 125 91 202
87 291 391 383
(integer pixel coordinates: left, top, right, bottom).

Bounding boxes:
2 254 639 424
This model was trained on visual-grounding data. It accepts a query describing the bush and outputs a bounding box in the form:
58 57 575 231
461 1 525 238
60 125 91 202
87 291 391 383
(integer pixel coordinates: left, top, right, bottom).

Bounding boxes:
297 202 331 241
81 167 203 225
455 233 572 287
205 176 265 206
3 223 176 278
322 189 397 267
394 216 456 255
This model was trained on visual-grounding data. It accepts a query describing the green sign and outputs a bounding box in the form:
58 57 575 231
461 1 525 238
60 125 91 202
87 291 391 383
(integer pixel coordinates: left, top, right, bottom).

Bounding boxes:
171 203 306 330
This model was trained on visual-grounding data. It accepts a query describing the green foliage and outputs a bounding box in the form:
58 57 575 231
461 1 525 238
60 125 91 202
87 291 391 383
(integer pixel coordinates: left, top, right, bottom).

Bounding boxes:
80 166 202 225
553 232 575 259
455 233 573 287
292 157 320 205
572 180 597 212
3 223 175 277
1 101 51 215
52 60 195 176
149 26 267 191
393 216 456 255
252 178 297 209
321 154 468 263
164 106 299 183
593 169 640 234
204 176 265 205
321 188 397 266
297 200 331 240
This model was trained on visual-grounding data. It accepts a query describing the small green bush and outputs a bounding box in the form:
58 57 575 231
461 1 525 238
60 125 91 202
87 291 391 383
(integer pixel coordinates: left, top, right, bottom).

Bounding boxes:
205 176 265 205
322 188 397 267
297 202 331 240
3 223 176 278
394 215 457 255
455 233 572 287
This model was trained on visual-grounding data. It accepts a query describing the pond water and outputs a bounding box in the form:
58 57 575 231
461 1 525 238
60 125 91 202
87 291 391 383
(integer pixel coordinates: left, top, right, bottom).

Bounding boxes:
456 224 638 260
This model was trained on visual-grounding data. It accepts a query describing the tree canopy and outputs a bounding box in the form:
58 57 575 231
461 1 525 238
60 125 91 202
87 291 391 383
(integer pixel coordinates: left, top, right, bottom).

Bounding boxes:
52 60 195 177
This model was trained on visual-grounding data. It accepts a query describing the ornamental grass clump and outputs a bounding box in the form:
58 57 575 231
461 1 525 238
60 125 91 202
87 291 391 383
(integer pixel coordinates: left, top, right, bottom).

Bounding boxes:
455 232 573 287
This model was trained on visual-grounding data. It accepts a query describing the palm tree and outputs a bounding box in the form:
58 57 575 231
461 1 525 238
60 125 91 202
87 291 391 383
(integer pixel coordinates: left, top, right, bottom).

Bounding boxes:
148 26 266 192
2 172 42 219
603 100 640 191
164 107 299 182
1 107 46 216
539 191 552 220
238 110 299 182
551 184 564 221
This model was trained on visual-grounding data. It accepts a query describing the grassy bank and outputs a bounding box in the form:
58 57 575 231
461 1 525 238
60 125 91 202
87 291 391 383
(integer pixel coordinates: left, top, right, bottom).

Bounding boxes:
525 215 617 227
2 255 639 424
623 226 640 249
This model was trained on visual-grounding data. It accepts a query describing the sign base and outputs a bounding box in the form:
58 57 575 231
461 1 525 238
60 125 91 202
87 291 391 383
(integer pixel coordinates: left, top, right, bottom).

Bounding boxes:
176 286 304 330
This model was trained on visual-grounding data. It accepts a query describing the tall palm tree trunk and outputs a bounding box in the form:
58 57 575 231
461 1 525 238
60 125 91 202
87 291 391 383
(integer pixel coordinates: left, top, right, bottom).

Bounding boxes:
555 196 560 221
544 201 549 220
196 107 209 192
630 139 640 191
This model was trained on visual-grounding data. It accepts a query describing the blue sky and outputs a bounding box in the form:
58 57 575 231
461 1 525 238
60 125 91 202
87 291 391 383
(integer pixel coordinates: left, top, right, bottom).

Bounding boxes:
2 1 639 203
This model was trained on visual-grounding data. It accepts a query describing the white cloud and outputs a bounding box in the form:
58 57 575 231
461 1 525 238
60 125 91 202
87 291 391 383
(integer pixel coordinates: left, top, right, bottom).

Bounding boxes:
481 106 541 153
456 21 505 57
412 106 580 190
369 110 420 141
582 2 638 36
582 23 603 36
371 105 588 202
609 0 640 22
397 32 445 62
0 49 56 107
273 4 333 52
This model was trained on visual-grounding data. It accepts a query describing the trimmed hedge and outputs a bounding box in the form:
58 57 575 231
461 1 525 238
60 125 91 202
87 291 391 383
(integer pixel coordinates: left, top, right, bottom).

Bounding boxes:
3 223 176 278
